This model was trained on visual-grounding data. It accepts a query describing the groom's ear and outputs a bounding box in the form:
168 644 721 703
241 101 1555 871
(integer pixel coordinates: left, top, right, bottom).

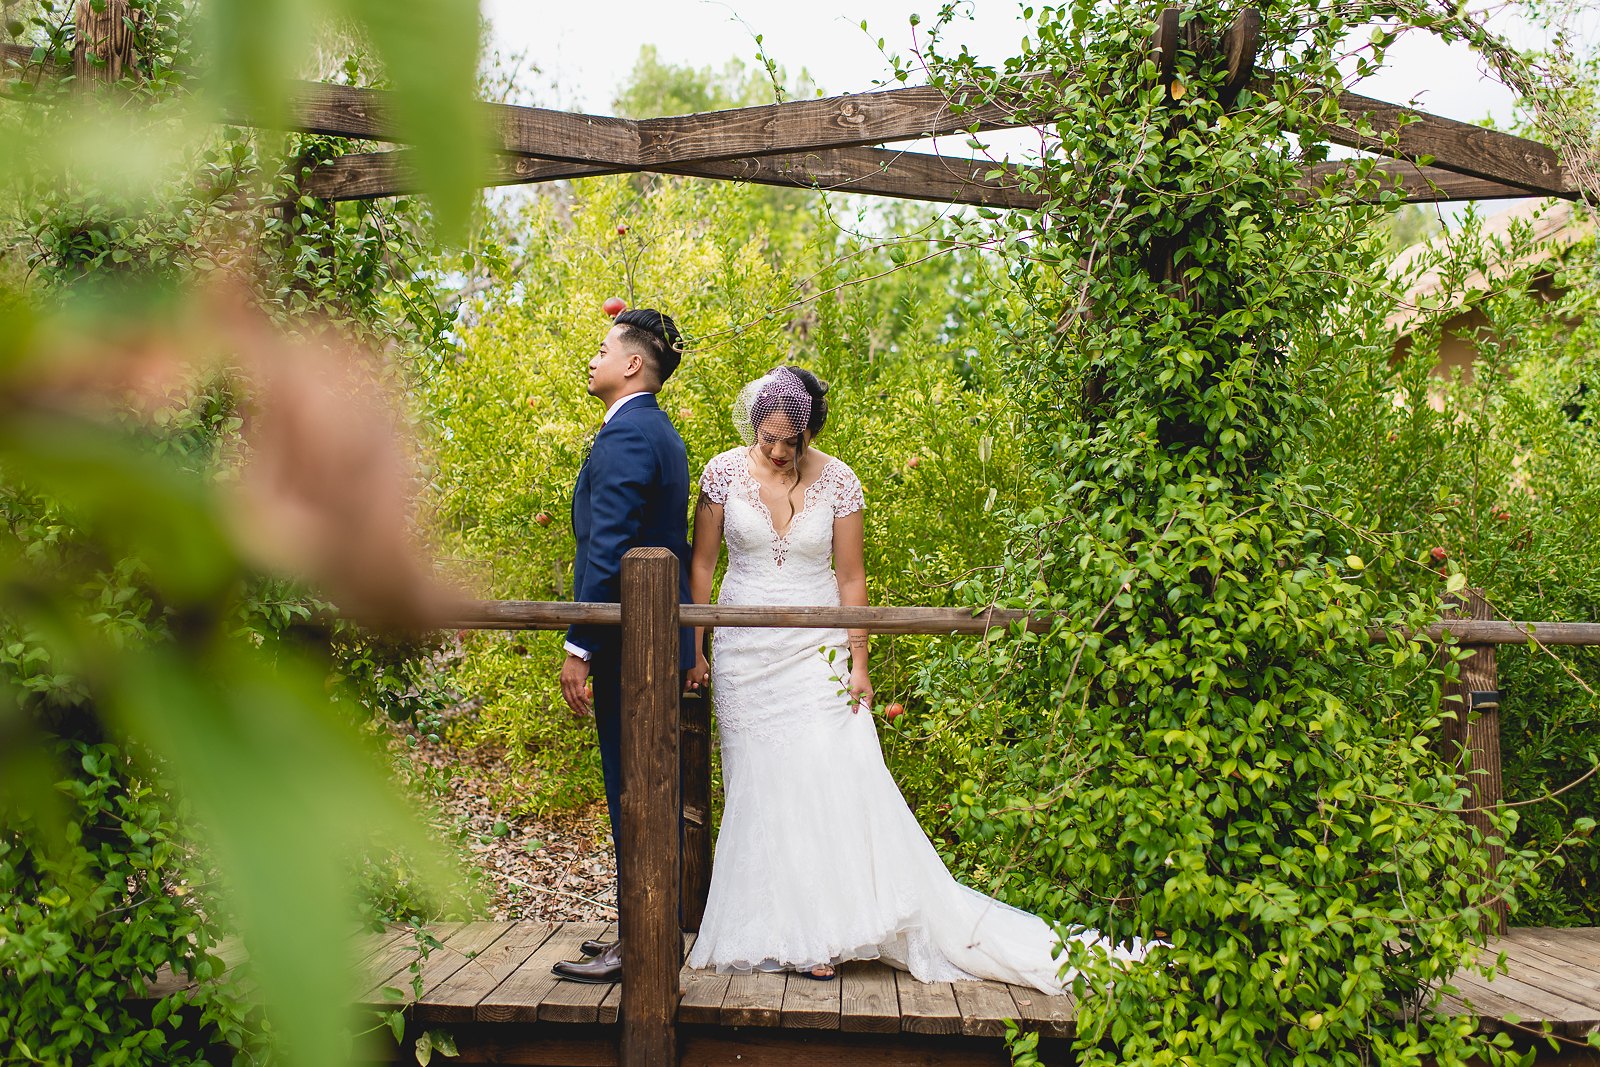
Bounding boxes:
622 348 662 388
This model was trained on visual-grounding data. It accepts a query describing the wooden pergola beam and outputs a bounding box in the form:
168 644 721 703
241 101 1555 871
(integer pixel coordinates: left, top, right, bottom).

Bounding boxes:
266 75 1575 199
299 145 1049 210
1302 159 1556 202
242 77 1037 171
6 39 1578 204
233 81 1587 206
301 141 1567 208
5 41 1037 165
1319 88 1572 197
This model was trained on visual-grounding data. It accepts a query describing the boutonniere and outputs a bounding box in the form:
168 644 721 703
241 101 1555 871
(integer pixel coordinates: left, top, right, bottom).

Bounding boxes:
579 429 598 466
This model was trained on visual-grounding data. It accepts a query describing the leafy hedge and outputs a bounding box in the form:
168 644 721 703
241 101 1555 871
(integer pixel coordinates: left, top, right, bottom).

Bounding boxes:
902 3 1580 1064
424 173 1033 814
1311 208 1600 926
2 6 471 1063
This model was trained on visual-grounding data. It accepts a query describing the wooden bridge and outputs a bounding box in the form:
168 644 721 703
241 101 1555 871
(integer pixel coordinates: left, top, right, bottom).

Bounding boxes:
133 920 1600 1065
125 554 1600 1065
336 922 1600 1065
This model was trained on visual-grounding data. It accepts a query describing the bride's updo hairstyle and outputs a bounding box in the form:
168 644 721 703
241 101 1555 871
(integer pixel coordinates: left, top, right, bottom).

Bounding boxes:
614 308 685 383
786 367 829 440
735 366 830 476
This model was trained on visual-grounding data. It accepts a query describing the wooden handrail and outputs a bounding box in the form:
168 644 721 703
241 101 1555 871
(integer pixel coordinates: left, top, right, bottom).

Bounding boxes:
444 599 1600 645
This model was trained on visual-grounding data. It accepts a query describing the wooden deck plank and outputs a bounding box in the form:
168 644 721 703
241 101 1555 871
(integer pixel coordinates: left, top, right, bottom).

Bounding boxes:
673 934 722 1026
679 971 732 1026
115 918 1600 1047
354 926 409 965
1448 960 1597 1030
780 968 841 1029
1009 984 1076 1039
375 922 516 1012
1461 964 1600 1028
599 982 622 1026
1486 936 1600 1013
541 923 619 1023
838 961 900 1034
895 970 962 1035
415 922 557 1023
952 979 1021 1038
476 920 609 1023
720 971 788 1028
1504 928 1600 970
1436 976 1545 1027
360 922 464 1005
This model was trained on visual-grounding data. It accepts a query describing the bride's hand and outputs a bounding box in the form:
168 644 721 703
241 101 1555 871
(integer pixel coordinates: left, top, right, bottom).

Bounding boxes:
848 664 873 715
686 650 710 691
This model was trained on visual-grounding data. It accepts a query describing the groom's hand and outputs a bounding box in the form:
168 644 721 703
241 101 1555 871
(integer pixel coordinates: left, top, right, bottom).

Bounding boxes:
561 654 593 718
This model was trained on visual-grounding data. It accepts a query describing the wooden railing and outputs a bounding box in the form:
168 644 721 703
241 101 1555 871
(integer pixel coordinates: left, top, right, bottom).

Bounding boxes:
459 550 1597 1065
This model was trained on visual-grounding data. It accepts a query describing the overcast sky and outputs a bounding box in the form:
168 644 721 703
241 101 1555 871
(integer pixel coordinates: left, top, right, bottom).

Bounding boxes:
483 0 1585 221
484 0 1535 122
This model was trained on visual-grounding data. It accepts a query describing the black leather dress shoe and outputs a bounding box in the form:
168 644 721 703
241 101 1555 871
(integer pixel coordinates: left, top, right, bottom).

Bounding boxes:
579 938 611 957
552 939 623 984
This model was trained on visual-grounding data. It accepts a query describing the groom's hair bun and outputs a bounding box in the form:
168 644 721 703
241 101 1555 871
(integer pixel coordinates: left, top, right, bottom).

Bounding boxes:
615 308 684 383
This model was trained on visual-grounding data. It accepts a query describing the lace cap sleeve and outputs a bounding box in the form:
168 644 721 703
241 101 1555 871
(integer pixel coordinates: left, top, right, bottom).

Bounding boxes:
699 450 738 505
831 461 865 517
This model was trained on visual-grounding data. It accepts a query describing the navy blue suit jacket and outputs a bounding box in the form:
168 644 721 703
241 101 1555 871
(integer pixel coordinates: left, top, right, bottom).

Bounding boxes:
567 394 695 669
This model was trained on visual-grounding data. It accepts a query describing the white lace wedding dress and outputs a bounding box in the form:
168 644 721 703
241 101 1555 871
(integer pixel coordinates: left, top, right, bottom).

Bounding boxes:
684 447 1143 994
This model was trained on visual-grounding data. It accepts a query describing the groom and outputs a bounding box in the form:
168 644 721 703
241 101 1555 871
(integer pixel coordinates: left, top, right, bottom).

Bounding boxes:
553 307 695 984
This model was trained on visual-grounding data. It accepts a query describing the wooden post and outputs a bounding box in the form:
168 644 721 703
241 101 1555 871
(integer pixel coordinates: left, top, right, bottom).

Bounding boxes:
1442 588 1507 934
680 689 713 931
72 0 137 85
618 548 681 1067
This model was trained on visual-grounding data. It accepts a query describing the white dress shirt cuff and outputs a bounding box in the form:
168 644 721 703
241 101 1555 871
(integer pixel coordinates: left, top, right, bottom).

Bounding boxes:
564 641 591 662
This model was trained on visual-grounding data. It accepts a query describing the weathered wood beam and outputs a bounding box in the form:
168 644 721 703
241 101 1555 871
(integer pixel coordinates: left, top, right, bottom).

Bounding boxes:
1321 87 1573 197
226 82 643 165
1151 7 1181 85
11 38 1577 204
299 145 1048 210
1 40 46 80
445 599 1600 646
7 40 1037 165
1303 159 1567 201
1219 8 1263 106
253 79 1040 169
617 549 680 1067
303 142 1558 208
662 148 1044 208
300 151 599 199
632 84 1033 167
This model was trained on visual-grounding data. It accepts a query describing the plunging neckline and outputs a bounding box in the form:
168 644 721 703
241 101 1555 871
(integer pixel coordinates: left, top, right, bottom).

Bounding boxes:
743 452 831 540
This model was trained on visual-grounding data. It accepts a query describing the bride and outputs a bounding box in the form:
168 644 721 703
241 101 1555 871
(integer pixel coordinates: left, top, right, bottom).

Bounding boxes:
683 366 1146 992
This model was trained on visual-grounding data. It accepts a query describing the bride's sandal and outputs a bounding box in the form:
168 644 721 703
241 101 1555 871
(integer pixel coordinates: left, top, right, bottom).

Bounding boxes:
797 963 836 981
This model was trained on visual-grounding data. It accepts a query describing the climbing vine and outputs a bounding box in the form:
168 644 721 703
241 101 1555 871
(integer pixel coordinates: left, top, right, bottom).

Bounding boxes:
911 3 1587 1063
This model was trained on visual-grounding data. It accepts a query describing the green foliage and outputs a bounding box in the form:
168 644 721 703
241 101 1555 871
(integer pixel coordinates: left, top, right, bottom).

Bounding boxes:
1311 206 1600 925
0 735 256 1066
2 5 476 1066
1381 204 1444 255
907 3 1554 1063
425 171 1027 814
197 0 488 238
610 45 779 118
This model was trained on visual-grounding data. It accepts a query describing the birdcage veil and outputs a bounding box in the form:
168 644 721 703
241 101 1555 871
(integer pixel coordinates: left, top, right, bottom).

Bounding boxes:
731 367 813 446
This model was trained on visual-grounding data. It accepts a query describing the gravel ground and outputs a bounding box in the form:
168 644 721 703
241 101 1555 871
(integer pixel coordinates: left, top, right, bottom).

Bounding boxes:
393 724 619 924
